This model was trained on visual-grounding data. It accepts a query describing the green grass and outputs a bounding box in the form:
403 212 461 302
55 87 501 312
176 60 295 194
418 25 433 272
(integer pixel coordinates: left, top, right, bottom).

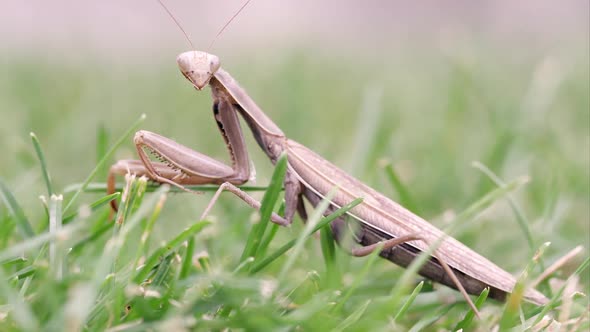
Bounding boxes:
0 44 588 331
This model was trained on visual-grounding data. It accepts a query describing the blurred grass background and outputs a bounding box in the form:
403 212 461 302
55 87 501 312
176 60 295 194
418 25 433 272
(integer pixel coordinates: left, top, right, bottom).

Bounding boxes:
0 1 588 329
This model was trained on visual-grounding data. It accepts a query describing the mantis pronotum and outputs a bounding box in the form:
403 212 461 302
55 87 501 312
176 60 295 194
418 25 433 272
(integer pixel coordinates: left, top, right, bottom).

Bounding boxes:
108 1 548 314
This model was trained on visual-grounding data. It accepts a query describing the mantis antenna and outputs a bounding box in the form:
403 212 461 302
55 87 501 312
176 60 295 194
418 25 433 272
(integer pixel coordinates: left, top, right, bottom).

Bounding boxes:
208 0 254 51
156 0 195 50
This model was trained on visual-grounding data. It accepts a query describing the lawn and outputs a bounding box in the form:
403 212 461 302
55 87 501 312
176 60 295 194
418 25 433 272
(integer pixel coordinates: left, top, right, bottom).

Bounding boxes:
0 40 588 330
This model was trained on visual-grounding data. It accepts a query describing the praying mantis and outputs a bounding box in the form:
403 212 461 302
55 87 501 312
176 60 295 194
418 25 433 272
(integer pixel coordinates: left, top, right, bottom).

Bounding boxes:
106 1 548 313
107 49 549 311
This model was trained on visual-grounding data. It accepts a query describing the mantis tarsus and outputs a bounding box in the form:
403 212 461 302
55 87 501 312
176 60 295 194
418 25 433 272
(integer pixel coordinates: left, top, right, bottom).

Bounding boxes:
107 49 549 312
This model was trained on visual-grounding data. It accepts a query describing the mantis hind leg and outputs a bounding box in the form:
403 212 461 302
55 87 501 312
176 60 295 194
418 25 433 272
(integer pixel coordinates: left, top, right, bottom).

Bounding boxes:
336 218 481 317
303 190 481 317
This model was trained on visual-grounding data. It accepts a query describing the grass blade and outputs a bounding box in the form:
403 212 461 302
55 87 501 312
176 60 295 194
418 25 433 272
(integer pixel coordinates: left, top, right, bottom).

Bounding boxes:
0 179 35 238
63 113 146 213
0 268 39 331
96 124 109 179
240 153 288 263
69 222 112 255
531 256 590 326
454 287 489 330
472 161 536 253
48 194 64 280
408 304 455 332
30 132 53 196
249 198 363 274
500 242 549 329
256 202 285 259
447 175 530 236
383 162 420 214
332 241 383 313
320 222 338 288
78 183 169 329
133 221 210 283
256 223 280 260
333 300 371 332
62 192 119 224
393 281 424 322
279 190 334 280
0 221 86 263
179 237 195 280
132 192 167 274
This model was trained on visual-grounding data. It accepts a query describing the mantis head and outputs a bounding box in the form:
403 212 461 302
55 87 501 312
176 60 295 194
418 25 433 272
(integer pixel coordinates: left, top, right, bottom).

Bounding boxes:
177 51 221 90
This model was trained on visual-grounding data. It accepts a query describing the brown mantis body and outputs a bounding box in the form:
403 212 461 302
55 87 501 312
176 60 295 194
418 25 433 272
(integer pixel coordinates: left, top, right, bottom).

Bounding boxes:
108 50 548 308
